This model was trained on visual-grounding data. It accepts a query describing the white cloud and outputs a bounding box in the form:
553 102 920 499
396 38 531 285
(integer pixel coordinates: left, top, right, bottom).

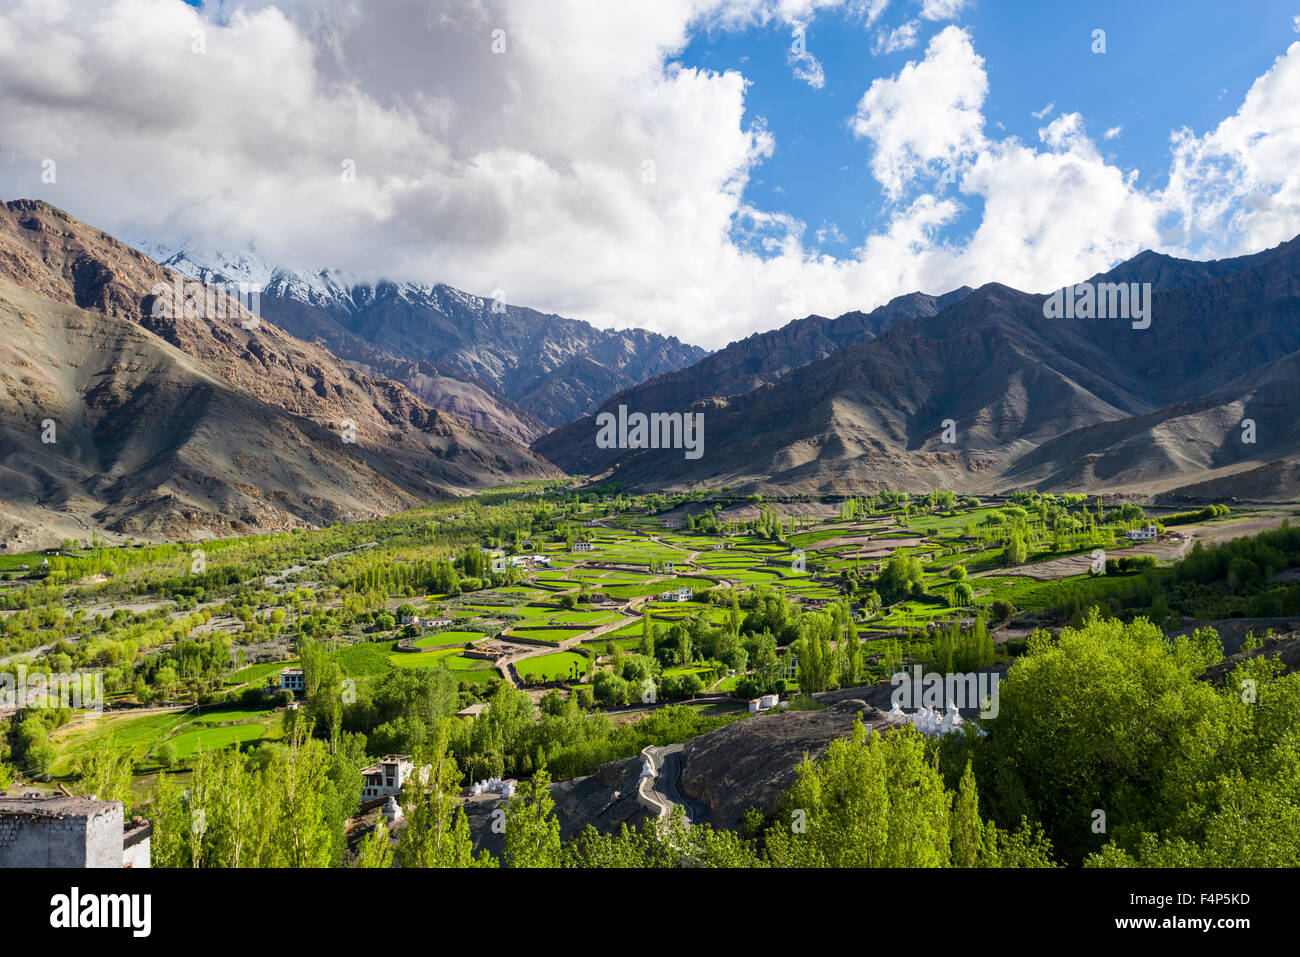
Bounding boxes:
0 1 1295 353
1103 125 1122 140
787 26 826 87
1031 101 1055 120
918 0 970 21
872 20 920 55
1162 41 1300 255
851 26 988 198
815 220 848 244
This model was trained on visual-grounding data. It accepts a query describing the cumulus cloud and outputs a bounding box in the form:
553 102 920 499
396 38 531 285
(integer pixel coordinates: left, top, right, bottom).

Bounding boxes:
851 26 988 198
0 0 1295 352
1161 41 1300 255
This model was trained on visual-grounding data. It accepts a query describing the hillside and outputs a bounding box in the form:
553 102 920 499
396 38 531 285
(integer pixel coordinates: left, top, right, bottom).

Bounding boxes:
533 287 972 474
142 245 707 431
0 200 560 546
593 238 1300 500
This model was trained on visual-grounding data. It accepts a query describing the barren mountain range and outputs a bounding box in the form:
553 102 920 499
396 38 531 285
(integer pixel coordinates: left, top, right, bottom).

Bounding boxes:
2 196 1297 549
0 200 560 546
569 238 1300 501
140 244 706 436
534 286 973 474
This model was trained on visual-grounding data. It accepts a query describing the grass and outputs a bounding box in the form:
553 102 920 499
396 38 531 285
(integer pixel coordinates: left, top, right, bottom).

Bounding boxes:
602 576 712 599
412 630 486 648
332 640 399 677
502 626 589 643
516 650 590 681
51 702 281 774
224 659 299 687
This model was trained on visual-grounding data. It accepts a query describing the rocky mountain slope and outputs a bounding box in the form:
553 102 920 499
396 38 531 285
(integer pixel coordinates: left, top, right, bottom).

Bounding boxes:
591 237 1300 501
534 287 971 474
141 245 706 432
0 200 560 546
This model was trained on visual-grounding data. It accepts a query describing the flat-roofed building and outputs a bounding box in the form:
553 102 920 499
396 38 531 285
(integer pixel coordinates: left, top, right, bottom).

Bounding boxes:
0 796 151 868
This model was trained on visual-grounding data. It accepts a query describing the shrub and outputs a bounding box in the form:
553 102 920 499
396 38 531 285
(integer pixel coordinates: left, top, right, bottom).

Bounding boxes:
989 599 1015 621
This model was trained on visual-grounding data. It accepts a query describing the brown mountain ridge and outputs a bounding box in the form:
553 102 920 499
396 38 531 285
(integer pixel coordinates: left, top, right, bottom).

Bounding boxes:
0 199 561 547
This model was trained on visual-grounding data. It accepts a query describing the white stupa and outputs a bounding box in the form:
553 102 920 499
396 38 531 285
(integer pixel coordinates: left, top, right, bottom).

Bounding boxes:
382 796 402 822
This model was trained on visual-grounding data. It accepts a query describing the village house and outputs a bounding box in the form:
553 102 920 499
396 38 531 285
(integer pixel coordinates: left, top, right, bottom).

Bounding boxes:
573 541 595 552
400 615 455 628
1126 525 1159 542
360 756 428 802
279 668 305 694
659 586 694 603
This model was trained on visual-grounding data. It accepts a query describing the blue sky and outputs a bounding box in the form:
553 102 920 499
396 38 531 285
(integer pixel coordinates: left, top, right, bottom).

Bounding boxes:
4 1 1300 346
676 0 1300 257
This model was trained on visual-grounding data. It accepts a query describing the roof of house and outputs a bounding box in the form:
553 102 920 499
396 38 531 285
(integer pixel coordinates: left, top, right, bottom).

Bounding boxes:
0 795 120 819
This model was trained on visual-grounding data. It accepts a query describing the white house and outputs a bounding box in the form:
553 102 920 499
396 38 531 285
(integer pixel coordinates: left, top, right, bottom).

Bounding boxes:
279 668 305 693
573 542 595 552
658 586 694 602
361 756 428 802
748 694 781 714
664 520 684 529
1126 525 1159 542
400 615 454 628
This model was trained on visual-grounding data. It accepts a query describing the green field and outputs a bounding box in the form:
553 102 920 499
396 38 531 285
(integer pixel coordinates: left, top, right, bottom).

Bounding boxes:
515 650 590 681
412 630 487 648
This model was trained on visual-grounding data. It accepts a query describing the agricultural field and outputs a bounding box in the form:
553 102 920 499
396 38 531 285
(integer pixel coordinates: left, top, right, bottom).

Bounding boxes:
6 483 1295 853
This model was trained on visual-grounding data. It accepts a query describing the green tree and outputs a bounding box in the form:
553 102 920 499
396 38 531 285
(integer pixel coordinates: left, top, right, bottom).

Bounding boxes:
504 766 563 868
396 722 493 868
764 721 953 867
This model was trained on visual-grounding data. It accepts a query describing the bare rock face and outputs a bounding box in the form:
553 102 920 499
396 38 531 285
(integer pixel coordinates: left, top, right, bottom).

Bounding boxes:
464 754 647 859
678 698 885 830
0 199 561 546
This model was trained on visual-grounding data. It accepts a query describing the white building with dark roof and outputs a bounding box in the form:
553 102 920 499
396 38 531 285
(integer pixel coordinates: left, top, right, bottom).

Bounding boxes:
360 756 428 802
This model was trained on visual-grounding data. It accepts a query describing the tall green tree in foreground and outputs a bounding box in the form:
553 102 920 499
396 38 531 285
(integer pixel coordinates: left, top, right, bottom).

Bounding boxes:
976 610 1300 866
504 766 563 868
396 721 493 868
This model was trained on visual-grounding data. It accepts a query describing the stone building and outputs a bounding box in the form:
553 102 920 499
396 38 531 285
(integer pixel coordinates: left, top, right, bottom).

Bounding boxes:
0 796 151 868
